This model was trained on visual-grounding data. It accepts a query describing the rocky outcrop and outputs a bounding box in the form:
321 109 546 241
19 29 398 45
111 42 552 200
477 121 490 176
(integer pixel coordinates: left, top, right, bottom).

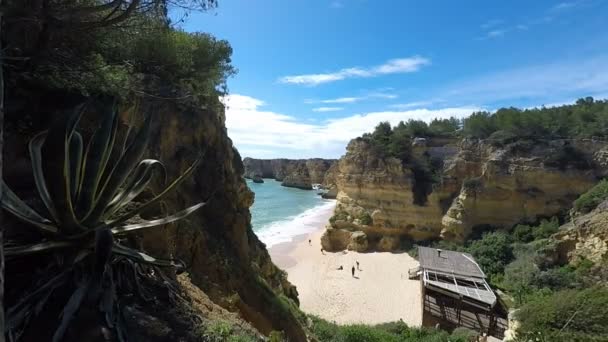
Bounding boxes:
252 175 264 183
4 89 307 340
552 200 608 265
323 137 607 251
280 163 313 190
243 157 336 189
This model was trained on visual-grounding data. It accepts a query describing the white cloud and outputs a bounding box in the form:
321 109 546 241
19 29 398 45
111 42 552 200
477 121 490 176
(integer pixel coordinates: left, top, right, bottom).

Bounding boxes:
315 92 398 104
389 101 435 109
321 97 360 104
223 94 478 159
278 56 430 86
313 107 343 112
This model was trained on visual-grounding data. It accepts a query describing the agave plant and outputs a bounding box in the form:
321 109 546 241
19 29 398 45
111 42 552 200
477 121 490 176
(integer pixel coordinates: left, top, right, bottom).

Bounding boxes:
2 104 207 341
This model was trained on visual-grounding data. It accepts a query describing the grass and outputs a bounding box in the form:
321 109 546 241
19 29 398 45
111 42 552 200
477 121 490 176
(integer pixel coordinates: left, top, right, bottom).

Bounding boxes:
203 320 260 342
573 179 608 213
308 316 471 342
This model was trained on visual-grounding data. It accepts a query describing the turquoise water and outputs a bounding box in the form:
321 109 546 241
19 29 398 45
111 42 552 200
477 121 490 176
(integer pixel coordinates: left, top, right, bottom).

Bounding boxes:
247 179 335 247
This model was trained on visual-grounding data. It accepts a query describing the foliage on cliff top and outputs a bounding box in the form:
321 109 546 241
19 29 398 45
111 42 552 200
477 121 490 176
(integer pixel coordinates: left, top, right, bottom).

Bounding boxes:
4 1 235 100
573 179 608 213
463 98 608 139
360 98 608 147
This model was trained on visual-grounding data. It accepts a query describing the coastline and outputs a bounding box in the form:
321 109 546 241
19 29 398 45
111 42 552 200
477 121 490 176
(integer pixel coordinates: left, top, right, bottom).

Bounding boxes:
268 210 423 327
255 198 336 249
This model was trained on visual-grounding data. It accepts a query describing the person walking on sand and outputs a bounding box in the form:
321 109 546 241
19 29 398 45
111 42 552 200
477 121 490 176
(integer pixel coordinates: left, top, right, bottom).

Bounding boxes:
351 266 355 277
356 261 360 270
309 239 311 245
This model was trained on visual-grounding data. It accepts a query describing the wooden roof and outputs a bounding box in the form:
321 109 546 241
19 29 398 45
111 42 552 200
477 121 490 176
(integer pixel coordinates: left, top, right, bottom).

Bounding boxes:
418 246 486 279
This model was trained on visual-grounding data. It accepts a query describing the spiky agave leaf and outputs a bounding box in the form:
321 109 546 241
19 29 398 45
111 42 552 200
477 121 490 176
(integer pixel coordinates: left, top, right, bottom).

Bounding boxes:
112 243 185 270
77 105 119 217
111 202 206 236
0 180 58 234
6 270 71 332
52 279 90 342
69 132 84 203
104 159 166 218
108 155 203 226
29 132 59 224
40 105 87 233
83 115 152 226
4 240 81 258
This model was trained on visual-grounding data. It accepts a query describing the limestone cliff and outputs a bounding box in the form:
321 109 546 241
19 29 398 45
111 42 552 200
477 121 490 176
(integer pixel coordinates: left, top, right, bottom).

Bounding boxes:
4 89 307 340
552 200 608 265
243 157 336 189
322 137 607 252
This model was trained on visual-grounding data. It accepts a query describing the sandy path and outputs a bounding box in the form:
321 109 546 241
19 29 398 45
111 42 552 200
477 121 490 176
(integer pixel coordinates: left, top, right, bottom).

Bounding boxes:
270 228 422 326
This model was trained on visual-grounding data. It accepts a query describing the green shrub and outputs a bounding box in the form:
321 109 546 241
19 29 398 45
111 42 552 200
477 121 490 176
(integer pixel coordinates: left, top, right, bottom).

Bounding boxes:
573 179 608 213
129 28 235 97
501 246 540 305
451 327 478 340
488 130 518 146
269 331 284 342
338 325 399 342
513 224 534 242
532 266 578 291
533 217 560 240
308 316 468 342
358 212 373 225
468 232 514 277
329 212 349 225
228 335 259 342
206 321 233 340
516 287 608 341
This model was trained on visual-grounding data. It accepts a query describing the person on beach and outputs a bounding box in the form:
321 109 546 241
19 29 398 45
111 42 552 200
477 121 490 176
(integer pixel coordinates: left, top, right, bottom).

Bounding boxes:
337 265 343 270
356 261 360 270
321 248 325 255
351 266 355 277
309 239 311 245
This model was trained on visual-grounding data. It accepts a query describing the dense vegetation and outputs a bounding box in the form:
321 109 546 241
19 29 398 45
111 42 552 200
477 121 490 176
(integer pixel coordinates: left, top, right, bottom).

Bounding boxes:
573 179 608 213
363 97 608 161
4 0 235 101
464 98 608 139
309 316 475 342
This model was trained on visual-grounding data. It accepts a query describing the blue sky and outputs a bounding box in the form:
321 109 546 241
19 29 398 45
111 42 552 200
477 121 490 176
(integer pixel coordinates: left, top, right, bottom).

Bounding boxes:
176 0 608 158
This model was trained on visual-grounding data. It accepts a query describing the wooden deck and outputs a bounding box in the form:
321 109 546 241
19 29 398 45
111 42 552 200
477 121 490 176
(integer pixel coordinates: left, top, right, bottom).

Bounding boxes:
422 287 508 339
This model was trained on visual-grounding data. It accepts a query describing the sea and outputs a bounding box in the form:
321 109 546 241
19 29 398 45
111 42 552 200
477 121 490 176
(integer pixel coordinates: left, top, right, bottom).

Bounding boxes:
247 179 335 248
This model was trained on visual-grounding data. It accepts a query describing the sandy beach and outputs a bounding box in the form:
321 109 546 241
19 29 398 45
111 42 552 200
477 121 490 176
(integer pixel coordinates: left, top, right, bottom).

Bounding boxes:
269 221 422 326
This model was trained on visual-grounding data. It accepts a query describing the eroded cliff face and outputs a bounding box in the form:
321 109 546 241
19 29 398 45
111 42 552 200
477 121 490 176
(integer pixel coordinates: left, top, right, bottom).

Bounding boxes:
552 200 608 265
243 157 335 189
4 91 307 341
322 137 607 252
